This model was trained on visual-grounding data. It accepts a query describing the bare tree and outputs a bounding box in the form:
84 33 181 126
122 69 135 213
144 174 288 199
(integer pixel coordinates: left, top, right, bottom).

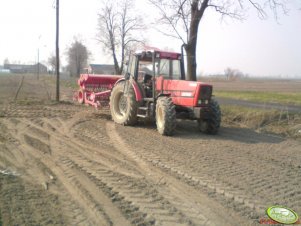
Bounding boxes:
224 67 244 80
66 38 90 77
3 58 9 66
97 0 145 75
48 55 56 74
149 0 289 81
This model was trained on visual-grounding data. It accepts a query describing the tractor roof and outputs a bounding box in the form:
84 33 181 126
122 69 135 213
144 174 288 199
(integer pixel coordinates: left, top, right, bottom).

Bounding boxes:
135 46 181 60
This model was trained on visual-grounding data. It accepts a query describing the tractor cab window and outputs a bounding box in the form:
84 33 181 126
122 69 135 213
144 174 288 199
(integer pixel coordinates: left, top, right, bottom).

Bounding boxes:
159 59 169 78
157 59 181 80
137 60 154 97
171 60 181 80
126 55 137 78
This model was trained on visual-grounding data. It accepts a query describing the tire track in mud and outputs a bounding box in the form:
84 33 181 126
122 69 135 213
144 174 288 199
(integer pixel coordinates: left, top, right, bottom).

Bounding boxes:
114 123 301 221
4 117 135 226
2 118 98 226
0 119 65 226
2 110 241 226
105 122 251 226
1 103 87 119
0 174 65 226
109 122 253 216
2 103 300 225
47 117 199 225
3 112 166 225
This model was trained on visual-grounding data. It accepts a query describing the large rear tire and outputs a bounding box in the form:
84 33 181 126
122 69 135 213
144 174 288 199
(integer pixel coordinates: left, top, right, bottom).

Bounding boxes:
110 82 138 126
156 96 176 136
198 99 221 134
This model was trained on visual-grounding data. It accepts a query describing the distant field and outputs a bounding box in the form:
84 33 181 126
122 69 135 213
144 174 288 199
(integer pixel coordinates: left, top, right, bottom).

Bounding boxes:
200 78 301 105
203 78 301 93
214 90 301 105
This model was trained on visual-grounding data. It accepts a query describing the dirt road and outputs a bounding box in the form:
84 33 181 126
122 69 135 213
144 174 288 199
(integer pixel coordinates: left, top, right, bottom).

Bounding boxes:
0 75 300 226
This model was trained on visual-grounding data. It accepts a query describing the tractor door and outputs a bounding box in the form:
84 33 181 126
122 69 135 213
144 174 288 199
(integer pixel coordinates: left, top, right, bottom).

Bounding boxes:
126 54 138 80
135 54 156 98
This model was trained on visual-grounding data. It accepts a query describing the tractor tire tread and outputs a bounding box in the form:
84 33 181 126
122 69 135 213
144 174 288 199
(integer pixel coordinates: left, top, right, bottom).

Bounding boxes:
206 99 221 134
156 97 176 136
110 82 138 126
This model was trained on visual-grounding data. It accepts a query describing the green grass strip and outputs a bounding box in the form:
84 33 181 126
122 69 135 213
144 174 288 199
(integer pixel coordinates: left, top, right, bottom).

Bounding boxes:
214 90 301 106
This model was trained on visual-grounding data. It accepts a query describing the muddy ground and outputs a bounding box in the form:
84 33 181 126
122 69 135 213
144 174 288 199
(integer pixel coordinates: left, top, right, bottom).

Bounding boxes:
0 74 300 226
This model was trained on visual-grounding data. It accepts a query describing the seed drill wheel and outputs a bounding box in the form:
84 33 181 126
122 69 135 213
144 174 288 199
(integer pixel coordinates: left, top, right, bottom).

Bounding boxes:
78 89 85 104
156 96 176 136
110 82 138 126
198 99 221 134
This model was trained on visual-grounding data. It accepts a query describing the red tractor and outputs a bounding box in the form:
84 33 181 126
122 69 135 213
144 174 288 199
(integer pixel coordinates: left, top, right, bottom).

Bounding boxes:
109 47 221 136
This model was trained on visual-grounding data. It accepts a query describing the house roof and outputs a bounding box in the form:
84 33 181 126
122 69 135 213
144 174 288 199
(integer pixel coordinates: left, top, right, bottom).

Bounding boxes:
90 64 115 71
4 63 47 70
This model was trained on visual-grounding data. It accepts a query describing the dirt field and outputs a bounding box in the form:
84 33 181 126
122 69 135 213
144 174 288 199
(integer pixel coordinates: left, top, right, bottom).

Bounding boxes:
202 78 301 93
0 74 300 226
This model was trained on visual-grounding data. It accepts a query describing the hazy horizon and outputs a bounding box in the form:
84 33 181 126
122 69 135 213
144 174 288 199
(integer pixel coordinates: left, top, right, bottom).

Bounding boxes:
0 0 300 78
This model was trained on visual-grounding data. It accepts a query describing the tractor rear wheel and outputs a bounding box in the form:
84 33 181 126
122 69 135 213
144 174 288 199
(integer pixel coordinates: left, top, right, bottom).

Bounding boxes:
156 96 176 136
198 99 221 134
110 81 138 126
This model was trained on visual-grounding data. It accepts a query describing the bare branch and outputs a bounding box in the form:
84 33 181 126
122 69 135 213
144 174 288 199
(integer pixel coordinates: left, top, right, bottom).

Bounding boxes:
148 0 187 43
208 3 244 20
247 0 267 19
148 0 292 81
97 0 145 74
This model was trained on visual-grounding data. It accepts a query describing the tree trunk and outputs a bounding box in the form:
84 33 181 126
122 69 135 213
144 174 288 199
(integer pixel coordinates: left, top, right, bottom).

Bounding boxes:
186 1 201 81
185 0 208 81
185 44 197 81
112 50 120 75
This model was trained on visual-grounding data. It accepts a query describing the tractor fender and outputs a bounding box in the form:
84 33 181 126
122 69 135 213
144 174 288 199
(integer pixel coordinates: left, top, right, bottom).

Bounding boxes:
156 93 171 100
113 78 143 102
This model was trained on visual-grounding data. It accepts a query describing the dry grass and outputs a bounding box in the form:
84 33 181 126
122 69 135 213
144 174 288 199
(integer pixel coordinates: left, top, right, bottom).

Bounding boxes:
222 105 301 139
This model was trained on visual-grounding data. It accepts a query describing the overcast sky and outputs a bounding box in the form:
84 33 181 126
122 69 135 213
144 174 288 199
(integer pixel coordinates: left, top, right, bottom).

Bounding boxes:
0 0 300 77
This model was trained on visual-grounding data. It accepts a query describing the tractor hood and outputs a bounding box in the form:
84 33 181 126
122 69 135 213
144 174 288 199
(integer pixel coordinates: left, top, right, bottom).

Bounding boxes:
156 76 213 107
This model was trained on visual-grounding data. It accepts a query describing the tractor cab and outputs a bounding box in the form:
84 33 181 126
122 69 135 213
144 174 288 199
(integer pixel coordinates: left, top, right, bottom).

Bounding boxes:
125 48 185 98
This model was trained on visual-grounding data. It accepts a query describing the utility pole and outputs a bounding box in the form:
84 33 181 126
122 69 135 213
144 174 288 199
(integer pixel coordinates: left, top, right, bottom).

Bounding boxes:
37 35 41 80
56 0 60 102
37 48 40 80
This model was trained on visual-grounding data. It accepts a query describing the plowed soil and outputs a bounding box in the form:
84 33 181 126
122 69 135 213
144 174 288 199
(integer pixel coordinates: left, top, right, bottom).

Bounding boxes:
0 74 300 226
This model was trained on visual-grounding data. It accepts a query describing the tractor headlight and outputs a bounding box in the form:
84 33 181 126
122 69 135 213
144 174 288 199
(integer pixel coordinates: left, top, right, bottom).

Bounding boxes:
198 99 209 105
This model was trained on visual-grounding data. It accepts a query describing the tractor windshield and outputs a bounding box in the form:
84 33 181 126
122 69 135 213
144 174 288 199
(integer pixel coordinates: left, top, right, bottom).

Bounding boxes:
157 59 181 80
133 51 183 81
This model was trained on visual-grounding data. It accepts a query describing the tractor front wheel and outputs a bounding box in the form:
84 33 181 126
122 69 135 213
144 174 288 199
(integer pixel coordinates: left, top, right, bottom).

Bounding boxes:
156 96 176 136
198 99 221 134
110 82 138 126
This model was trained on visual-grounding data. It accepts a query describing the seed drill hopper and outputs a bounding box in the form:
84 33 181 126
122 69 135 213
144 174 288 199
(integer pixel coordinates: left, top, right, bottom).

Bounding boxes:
76 73 122 108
